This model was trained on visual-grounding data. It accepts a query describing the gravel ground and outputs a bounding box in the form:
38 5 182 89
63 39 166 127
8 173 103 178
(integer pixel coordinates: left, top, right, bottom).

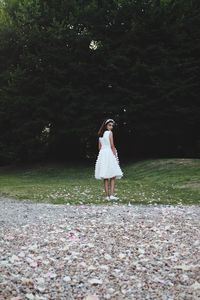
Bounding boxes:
0 197 200 300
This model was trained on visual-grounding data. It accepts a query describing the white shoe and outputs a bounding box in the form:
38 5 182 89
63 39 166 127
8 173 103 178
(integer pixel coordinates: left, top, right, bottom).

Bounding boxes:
105 196 110 201
109 195 119 200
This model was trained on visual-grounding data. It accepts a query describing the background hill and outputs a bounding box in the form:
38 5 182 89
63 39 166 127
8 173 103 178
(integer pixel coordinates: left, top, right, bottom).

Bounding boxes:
0 158 199 204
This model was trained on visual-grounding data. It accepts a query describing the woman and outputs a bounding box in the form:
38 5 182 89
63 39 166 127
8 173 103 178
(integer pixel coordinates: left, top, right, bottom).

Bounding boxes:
95 118 123 200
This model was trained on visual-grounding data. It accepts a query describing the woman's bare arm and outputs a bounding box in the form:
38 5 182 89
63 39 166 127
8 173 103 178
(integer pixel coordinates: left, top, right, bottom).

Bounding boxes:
98 139 102 151
109 131 117 156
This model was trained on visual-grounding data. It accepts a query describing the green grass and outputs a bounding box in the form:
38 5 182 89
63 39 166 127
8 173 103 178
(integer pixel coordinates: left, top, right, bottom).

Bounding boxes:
0 158 199 205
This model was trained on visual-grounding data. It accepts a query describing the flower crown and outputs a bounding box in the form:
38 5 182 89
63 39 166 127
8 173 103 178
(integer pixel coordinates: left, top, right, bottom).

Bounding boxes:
105 118 115 125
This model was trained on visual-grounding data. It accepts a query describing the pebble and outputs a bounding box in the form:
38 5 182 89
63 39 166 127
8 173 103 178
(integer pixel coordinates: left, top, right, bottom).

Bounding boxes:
88 278 103 285
63 276 71 282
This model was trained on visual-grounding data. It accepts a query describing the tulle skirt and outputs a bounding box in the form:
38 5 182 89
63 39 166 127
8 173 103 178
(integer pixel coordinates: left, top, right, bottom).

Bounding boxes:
95 148 123 179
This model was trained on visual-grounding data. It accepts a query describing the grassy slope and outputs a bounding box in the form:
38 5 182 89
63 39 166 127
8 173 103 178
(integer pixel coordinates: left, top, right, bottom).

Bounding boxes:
0 158 199 205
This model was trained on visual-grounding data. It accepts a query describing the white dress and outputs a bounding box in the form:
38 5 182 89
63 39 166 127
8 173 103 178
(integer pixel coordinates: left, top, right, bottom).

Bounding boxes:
95 130 123 179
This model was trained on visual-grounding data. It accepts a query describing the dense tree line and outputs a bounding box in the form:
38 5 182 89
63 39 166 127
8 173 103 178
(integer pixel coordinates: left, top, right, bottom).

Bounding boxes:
0 0 199 165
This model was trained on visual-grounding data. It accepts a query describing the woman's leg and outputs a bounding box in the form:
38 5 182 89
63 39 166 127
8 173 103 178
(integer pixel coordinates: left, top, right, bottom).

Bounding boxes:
110 176 116 196
104 179 109 196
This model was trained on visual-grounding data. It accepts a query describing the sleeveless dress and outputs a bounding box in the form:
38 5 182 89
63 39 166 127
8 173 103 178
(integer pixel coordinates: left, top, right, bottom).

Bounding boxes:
95 130 123 179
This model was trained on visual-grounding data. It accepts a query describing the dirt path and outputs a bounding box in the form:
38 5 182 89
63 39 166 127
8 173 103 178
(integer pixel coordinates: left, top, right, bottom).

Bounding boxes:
0 197 200 299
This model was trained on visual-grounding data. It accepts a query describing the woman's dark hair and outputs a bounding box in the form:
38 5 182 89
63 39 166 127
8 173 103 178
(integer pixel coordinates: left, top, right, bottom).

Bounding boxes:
97 118 115 137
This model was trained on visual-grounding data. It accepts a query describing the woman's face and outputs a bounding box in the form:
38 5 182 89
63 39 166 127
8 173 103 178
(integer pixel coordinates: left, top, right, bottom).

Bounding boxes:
106 122 114 130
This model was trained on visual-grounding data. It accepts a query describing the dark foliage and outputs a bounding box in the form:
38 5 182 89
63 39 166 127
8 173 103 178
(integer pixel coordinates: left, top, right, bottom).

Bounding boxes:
0 0 199 164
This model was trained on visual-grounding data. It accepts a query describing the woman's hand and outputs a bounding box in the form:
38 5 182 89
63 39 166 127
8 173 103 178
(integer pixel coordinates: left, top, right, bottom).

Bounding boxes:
112 147 117 157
